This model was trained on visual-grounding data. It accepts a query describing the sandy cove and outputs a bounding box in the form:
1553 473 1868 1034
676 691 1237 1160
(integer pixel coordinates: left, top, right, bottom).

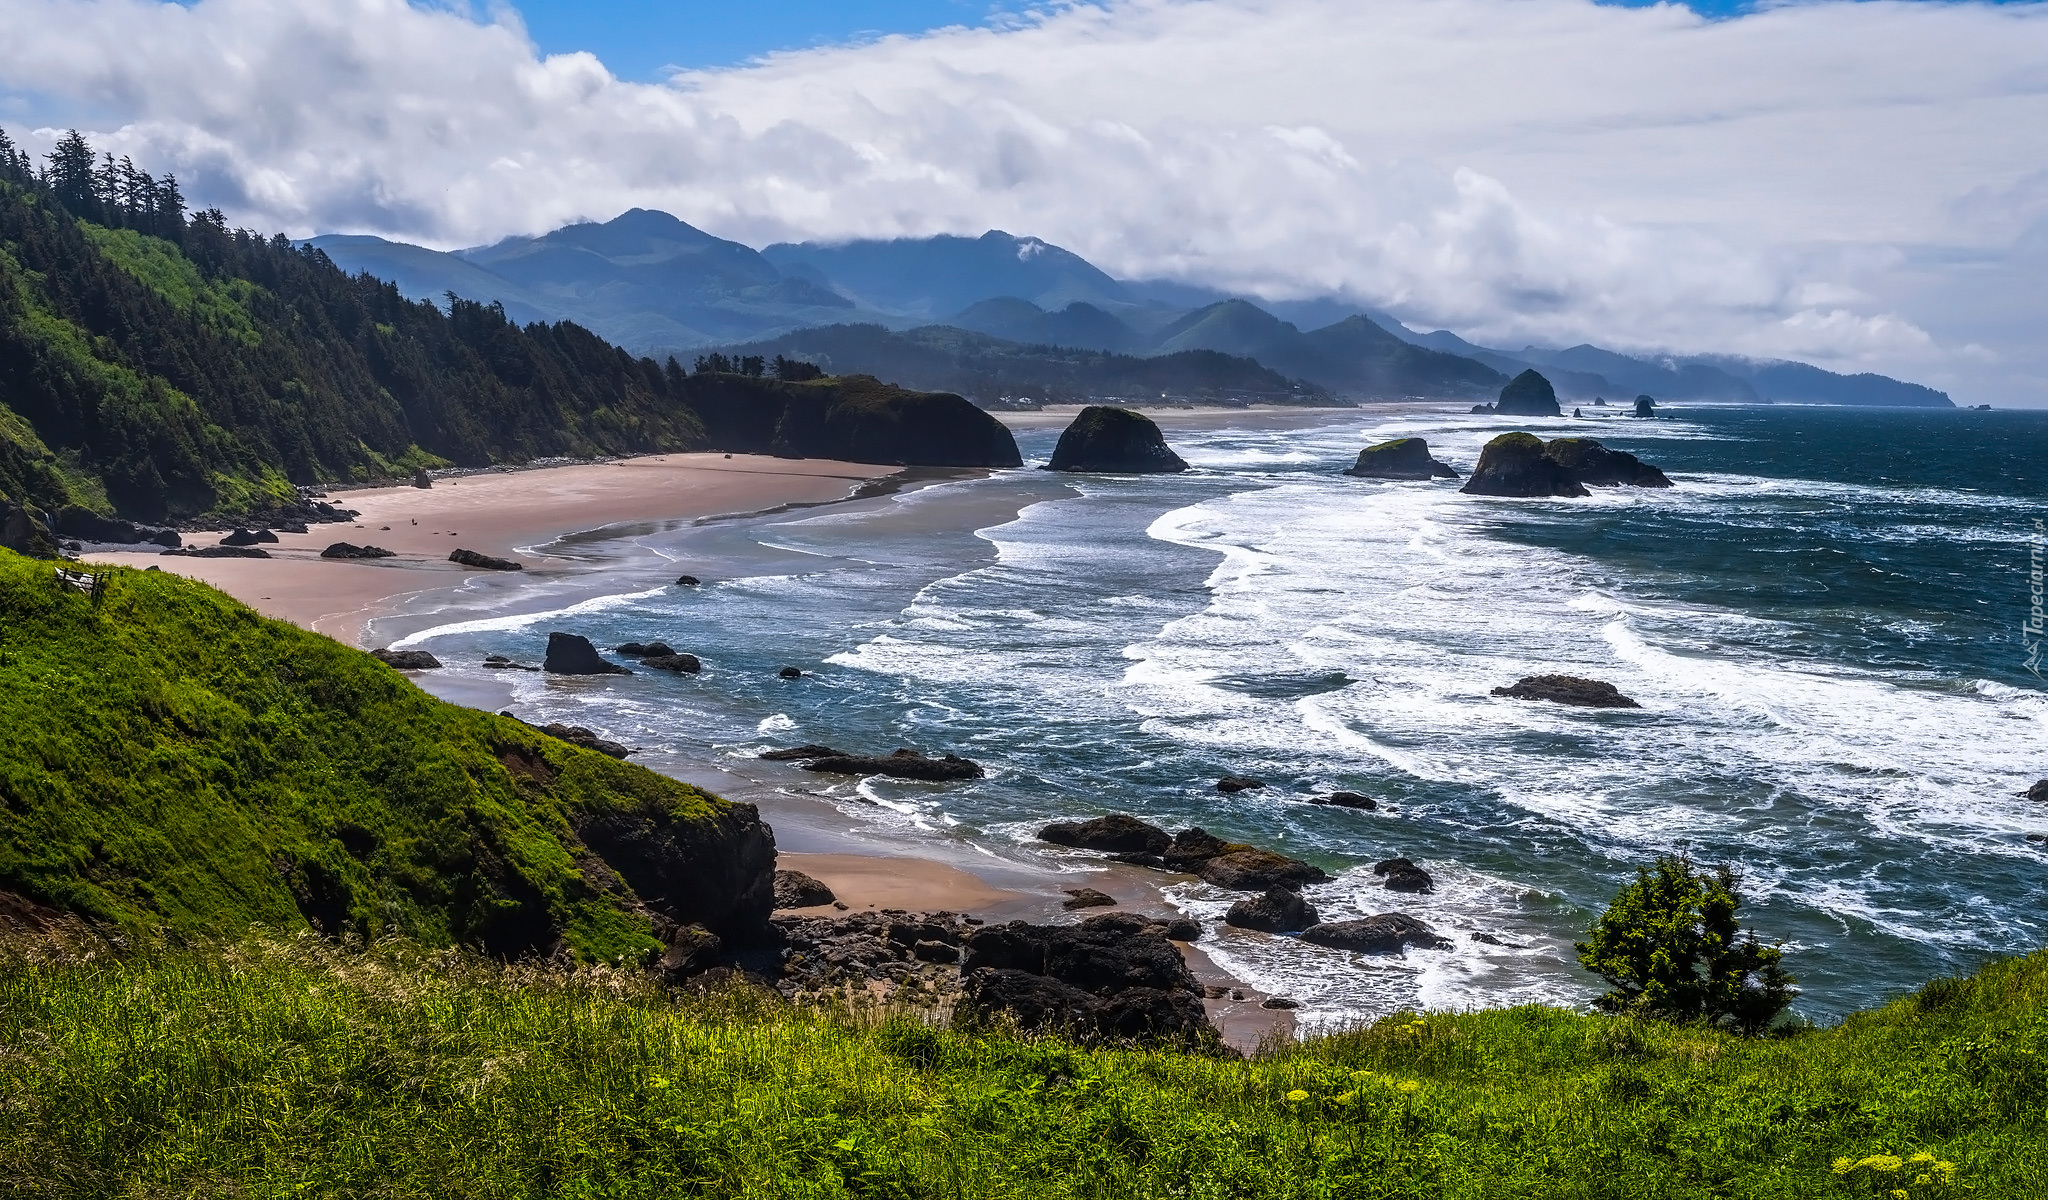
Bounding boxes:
85 453 895 646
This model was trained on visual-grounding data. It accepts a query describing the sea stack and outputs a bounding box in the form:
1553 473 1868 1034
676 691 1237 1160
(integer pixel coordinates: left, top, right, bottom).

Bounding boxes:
1343 437 1459 481
1044 406 1189 474
1633 395 1657 418
1460 433 1589 497
1495 370 1563 417
1543 439 1673 488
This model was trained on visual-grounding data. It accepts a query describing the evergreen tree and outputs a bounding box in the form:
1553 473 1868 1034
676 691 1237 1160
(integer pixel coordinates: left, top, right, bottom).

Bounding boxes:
1576 854 1797 1035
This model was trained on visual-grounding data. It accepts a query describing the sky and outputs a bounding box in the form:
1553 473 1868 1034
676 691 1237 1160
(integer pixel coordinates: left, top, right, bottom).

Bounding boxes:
1 0 2044 404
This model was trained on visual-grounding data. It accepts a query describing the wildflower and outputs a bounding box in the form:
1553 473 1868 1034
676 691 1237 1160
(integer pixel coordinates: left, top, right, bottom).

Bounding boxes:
1856 1155 1904 1174
1285 1089 1309 1102
1832 1158 1855 1176
1333 1092 1356 1106
1398 1081 1420 1093
650 1076 672 1089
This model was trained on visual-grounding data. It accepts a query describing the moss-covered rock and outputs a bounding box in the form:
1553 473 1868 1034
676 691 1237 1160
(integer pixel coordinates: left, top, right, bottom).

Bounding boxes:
1044 406 1188 473
0 551 773 961
1459 432 1589 497
1342 437 1459 480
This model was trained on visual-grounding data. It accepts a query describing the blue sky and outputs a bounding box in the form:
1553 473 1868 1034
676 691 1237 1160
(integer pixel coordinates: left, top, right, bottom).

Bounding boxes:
512 0 1777 79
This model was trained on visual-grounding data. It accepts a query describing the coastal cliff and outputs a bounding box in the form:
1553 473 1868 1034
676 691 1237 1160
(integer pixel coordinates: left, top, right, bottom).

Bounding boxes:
683 373 1022 468
0 551 776 960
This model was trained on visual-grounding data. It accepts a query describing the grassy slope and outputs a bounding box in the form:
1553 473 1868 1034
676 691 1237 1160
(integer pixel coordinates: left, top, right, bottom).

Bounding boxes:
0 935 2039 1198
0 549 741 963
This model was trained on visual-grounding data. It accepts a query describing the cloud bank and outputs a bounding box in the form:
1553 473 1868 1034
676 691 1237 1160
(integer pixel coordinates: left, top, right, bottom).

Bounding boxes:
1 0 2044 400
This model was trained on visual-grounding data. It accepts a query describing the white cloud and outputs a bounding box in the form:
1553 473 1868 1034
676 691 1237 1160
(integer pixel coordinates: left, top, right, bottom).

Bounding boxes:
1 0 2045 401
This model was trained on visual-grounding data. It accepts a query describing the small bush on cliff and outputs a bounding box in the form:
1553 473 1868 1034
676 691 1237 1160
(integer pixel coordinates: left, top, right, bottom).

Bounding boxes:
1576 853 1797 1034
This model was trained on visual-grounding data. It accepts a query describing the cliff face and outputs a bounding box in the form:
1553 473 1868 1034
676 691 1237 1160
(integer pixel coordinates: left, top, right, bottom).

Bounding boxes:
684 374 1023 468
0 552 777 960
1044 406 1189 473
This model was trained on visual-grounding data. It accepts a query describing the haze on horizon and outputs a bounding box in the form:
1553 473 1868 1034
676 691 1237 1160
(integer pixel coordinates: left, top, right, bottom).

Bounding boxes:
1 0 2043 405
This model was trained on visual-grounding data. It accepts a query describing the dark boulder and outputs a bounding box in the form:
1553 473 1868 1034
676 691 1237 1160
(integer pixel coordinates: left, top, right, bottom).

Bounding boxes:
1225 887 1321 933
1062 887 1118 910
220 528 279 546
614 641 676 657
1044 406 1189 474
1162 827 1234 872
1633 395 1657 418
959 912 1215 1044
450 548 523 571
52 506 180 548
1216 775 1265 794
321 542 395 559
643 653 703 673
1461 432 1589 498
1301 914 1449 954
0 501 58 558
675 575 701 586
1495 369 1562 417
570 795 778 947
1313 792 1377 810
543 632 630 675
411 469 433 489
1492 675 1641 708
1160 917 1204 942
1161 827 1327 890
1039 814 1171 856
1261 996 1301 1010
802 749 984 782
481 655 538 671
1373 857 1434 893
759 744 848 762
164 545 271 558
778 666 804 679
1543 438 1673 488
2028 780 2048 804
654 924 723 978
371 648 442 670
772 869 836 909
540 723 632 759
1343 437 1459 481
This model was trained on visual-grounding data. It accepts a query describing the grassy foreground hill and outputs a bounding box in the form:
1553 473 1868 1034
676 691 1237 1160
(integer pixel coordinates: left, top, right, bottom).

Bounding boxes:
0 550 773 958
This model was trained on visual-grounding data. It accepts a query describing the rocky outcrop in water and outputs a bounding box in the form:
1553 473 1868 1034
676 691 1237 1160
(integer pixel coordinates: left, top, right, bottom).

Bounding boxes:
1216 775 1265 794
959 912 1217 1045
1039 814 1172 856
2028 781 2048 804
759 744 848 762
1373 857 1434 893
1461 432 1590 498
643 653 703 673
1225 887 1321 933
1044 406 1189 474
371 648 442 670
1313 792 1377 810
1543 438 1674 488
1062 888 1118 910
543 632 630 675
1163 828 1327 891
1492 675 1641 708
1634 395 1657 418
1495 370 1563 417
773 869 837 909
450 548 523 571
1301 914 1449 954
1343 438 1459 481
615 641 676 657
802 749 985 782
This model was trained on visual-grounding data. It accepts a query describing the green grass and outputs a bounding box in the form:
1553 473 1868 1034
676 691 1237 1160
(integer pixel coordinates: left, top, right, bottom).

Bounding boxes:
0 549 738 963
0 934 2040 1198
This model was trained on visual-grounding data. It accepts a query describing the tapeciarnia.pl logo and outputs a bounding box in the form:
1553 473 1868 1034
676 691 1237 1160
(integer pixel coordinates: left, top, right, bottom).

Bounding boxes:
2027 517 2045 680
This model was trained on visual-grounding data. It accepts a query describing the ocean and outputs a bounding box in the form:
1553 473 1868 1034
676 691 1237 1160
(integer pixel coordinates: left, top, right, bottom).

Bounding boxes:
382 404 2048 1030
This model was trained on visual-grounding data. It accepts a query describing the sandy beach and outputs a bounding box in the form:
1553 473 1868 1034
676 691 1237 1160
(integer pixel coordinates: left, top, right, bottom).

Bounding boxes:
85 453 897 646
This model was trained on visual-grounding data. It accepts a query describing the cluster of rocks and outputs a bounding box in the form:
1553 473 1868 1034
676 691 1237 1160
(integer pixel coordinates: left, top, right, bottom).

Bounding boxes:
615 641 702 673
322 542 394 560
1493 675 1641 708
1343 437 1460 481
543 632 630 675
164 544 271 559
762 744 986 783
958 912 1217 1044
50 506 181 549
1461 432 1673 498
221 528 279 547
450 548 523 571
771 910 980 997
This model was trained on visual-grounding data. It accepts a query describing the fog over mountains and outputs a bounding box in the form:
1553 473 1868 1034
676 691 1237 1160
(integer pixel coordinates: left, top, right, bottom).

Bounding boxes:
309 209 1952 409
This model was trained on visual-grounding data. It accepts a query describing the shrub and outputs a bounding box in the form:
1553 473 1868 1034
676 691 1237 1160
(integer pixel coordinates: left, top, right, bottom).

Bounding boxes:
1575 853 1797 1034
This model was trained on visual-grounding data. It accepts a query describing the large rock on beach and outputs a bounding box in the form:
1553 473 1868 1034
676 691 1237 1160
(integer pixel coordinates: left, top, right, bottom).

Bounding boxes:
801 749 985 782
321 542 394 559
165 544 270 559
542 632 630 675
1492 675 1641 708
1038 814 1171 856
1461 432 1590 498
1543 438 1673 488
1495 370 1563 417
959 911 1215 1044
1343 438 1459 481
371 648 442 670
684 374 1023 468
1044 406 1189 474
1062 888 1118 910
772 869 836 909
1301 914 1449 954
450 548 523 571
220 528 279 546
1225 887 1321 933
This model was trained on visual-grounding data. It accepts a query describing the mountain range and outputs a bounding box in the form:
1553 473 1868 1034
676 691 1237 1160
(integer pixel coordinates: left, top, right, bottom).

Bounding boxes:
310 209 1953 409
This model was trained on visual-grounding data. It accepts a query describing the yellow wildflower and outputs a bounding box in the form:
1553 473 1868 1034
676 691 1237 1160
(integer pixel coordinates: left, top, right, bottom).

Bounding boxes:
1856 1155 1904 1174
1832 1157 1855 1176
1398 1080 1421 1093
1285 1089 1309 1102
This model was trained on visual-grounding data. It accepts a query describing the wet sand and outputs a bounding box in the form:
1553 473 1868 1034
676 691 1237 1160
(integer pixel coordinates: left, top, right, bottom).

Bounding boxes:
84 454 898 646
